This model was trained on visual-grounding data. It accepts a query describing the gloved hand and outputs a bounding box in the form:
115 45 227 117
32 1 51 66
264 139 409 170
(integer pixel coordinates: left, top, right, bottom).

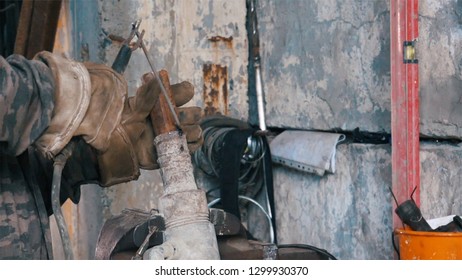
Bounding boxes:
33 51 203 187
95 67 204 187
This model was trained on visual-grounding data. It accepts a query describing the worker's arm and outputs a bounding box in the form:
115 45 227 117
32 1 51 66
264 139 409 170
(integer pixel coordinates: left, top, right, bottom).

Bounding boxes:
0 54 55 156
1 52 203 211
31 53 202 187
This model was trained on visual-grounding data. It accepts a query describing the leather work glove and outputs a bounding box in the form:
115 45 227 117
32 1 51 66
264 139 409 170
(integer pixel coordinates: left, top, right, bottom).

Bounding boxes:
33 51 203 187
97 69 204 187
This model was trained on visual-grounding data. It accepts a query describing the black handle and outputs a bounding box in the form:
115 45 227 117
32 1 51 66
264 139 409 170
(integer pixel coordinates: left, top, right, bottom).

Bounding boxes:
111 44 132 74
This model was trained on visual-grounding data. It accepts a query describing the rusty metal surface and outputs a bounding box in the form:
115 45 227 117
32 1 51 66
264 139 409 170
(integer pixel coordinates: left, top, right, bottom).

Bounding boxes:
210 208 242 236
110 250 137 260
203 64 228 116
217 237 326 260
102 206 328 260
14 0 62 58
277 247 327 260
94 209 164 260
211 208 325 260
208 35 234 46
150 70 179 135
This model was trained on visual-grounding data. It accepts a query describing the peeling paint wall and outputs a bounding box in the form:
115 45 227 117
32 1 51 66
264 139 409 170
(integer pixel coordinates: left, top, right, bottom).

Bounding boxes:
274 144 393 260
259 0 391 132
273 142 462 260
258 0 462 138
419 0 462 138
256 0 462 260
66 0 249 259
96 0 249 218
65 0 462 260
98 0 248 117
256 0 394 260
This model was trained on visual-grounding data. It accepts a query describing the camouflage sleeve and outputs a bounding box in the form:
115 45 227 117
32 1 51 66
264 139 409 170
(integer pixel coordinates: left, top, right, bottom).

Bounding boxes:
1 54 102 197
0 55 55 156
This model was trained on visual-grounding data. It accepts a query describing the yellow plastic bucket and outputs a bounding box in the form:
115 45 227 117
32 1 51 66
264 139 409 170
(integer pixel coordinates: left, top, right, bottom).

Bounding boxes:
394 228 462 260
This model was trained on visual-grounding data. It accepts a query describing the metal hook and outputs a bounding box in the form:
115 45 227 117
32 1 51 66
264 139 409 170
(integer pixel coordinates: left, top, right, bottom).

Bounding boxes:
410 185 418 202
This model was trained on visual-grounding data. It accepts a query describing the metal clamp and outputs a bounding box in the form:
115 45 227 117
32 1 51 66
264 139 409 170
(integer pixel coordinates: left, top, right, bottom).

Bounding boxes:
403 40 418 64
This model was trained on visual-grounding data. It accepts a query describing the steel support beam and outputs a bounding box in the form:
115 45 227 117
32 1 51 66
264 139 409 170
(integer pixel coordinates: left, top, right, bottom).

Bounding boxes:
390 0 420 229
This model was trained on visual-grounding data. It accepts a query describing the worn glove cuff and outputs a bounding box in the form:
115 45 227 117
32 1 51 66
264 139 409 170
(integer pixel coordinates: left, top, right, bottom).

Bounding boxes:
33 51 92 159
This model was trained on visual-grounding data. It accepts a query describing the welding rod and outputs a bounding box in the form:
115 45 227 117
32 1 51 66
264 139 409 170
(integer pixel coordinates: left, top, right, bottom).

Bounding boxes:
133 23 182 129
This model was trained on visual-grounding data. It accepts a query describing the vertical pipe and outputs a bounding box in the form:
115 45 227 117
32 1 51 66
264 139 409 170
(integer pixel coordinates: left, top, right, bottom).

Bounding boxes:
255 65 267 131
406 0 420 206
390 0 420 228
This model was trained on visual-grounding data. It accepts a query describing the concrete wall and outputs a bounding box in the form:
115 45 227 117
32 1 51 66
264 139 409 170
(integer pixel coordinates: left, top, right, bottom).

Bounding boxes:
257 0 462 259
420 0 462 138
260 0 391 133
64 0 462 260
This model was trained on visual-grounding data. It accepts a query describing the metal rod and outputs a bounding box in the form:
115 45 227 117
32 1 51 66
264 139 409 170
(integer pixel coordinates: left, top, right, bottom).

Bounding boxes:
250 0 267 132
255 66 267 131
134 28 182 129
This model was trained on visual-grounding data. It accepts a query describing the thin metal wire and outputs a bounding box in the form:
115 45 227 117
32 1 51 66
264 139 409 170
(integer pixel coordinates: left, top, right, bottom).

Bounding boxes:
208 195 275 244
132 20 181 129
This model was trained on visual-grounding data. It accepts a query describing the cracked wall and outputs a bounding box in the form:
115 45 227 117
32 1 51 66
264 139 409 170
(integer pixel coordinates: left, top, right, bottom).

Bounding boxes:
258 0 462 138
257 0 462 259
259 0 391 132
66 0 462 260
420 0 462 138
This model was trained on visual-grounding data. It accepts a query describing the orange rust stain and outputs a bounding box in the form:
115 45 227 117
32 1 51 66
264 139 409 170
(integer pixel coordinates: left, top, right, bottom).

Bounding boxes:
203 64 228 116
209 36 234 61
209 35 234 49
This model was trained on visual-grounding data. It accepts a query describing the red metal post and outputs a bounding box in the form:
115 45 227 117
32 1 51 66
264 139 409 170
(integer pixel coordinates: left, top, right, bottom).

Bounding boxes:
391 0 420 229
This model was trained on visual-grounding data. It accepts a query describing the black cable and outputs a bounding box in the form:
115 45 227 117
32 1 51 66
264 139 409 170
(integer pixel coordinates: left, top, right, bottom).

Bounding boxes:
410 185 418 202
278 244 337 260
206 187 220 197
51 141 76 260
388 186 405 229
391 231 400 259
0 3 15 13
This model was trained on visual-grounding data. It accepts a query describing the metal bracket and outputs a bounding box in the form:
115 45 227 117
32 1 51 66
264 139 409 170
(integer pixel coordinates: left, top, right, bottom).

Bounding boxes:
403 40 418 64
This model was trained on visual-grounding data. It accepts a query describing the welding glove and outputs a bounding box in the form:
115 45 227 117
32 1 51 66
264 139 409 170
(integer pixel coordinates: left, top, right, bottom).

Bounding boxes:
96 69 203 187
33 51 203 187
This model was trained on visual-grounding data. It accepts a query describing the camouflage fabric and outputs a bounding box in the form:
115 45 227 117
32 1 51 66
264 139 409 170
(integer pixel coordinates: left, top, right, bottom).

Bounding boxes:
0 55 55 156
0 55 55 259
0 153 52 259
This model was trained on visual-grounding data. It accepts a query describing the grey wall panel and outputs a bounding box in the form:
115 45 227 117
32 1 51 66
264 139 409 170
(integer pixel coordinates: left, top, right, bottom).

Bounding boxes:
273 144 393 260
274 142 462 259
258 0 391 133
419 0 462 139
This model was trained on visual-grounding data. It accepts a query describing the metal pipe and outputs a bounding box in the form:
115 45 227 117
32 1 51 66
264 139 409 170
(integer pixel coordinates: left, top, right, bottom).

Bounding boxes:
250 0 267 132
255 66 266 131
390 0 420 232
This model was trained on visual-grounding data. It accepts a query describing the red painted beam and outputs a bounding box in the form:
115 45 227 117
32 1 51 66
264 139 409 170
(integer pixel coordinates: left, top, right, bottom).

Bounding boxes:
390 0 420 229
